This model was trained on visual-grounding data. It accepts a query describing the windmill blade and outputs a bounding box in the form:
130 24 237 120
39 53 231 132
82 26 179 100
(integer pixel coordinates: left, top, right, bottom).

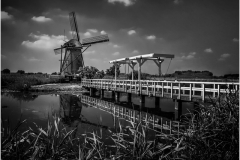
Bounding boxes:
69 12 80 41
82 34 109 46
54 47 65 55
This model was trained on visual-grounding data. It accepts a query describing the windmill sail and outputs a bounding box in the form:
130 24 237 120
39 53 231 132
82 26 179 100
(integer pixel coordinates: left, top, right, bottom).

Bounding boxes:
82 34 109 46
54 48 65 55
69 12 80 41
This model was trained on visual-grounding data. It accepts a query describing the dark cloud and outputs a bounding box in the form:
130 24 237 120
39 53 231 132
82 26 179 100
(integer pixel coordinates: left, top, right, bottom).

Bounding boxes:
1 0 239 75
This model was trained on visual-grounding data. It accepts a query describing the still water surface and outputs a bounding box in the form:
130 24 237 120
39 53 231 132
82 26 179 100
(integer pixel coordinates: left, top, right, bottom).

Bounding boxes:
1 91 193 139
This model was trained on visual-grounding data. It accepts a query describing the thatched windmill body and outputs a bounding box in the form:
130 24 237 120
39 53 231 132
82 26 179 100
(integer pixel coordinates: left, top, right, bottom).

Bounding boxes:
54 12 109 76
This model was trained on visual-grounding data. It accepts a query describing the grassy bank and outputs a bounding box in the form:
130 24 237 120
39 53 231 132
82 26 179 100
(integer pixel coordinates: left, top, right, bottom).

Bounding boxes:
1 74 63 91
1 90 238 159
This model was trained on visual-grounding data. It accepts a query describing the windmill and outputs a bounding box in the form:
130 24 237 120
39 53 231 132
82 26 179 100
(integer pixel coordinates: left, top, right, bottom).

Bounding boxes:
54 12 109 77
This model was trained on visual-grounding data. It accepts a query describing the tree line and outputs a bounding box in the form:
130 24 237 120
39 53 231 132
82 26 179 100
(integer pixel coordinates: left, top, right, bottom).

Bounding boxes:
2 67 239 79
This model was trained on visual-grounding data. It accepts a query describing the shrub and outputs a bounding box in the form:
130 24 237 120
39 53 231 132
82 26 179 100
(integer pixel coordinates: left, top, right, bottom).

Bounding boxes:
2 68 10 74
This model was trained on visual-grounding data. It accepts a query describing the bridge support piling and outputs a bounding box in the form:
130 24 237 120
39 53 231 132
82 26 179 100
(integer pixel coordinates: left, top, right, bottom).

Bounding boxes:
115 91 120 102
140 95 145 104
90 88 96 97
111 91 115 100
174 99 182 121
127 93 132 103
155 97 160 109
100 89 104 99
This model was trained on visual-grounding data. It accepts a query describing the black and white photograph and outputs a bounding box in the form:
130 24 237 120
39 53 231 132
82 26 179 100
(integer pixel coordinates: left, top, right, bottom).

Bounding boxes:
1 0 239 159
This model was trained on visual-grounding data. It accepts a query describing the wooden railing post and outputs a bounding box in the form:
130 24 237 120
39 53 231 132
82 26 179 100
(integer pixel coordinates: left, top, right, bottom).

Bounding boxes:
135 81 137 93
154 82 156 96
171 83 173 98
202 84 205 102
192 83 195 95
178 83 181 99
125 81 127 92
162 82 164 97
147 81 149 95
213 84 216 98
189 83 192 101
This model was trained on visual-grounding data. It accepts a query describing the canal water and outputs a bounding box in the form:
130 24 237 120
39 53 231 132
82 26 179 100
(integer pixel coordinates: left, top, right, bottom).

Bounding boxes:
1 91 193 140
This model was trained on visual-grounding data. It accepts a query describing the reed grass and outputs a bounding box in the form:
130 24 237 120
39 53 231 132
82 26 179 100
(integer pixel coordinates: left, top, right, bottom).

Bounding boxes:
1 74 62 91
1 89 238 159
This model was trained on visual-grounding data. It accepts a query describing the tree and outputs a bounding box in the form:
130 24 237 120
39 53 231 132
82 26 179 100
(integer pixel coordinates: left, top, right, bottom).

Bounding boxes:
106 65 120 77
94 70 105 79
51 72 57 75
17 70 25 74
78 66 99 79
2 68 10 74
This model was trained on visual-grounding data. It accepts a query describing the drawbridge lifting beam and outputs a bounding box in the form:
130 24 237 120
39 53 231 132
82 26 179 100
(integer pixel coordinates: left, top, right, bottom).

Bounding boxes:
109 53 174 81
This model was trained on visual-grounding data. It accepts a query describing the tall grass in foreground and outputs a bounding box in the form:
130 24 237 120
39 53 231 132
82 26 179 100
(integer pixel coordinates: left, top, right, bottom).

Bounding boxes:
177 89 239 160
1 89 239 159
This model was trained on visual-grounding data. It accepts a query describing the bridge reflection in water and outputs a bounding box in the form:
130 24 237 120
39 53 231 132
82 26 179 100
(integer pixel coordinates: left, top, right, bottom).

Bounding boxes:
59 93 184 135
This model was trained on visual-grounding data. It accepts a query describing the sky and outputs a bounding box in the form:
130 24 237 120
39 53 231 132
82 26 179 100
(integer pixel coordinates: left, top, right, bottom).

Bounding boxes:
1 0 239 76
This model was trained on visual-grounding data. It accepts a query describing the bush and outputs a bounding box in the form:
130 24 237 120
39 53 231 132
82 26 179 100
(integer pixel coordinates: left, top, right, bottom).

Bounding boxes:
17 70 25 74
2 68 10 74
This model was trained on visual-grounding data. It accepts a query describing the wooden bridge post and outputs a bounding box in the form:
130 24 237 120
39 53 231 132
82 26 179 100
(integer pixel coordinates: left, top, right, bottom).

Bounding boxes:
90 88 96 97
115 91 120 102
155 97 160 109
174 99 182 121
140 95 145 104
111 91 115 100
100 89 104 99
202 84 205 102
127 93 132 103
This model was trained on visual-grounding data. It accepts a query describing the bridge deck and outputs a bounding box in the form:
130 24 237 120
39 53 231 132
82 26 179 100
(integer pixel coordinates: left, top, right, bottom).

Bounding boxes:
82 79 239 102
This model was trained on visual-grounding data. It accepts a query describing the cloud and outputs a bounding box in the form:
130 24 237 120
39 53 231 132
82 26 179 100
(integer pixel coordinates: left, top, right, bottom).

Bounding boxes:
173 0 183 5
88 29 98 33
83 32 92 37
181 52 196 59
100 30 107 34
128 30 136 35
233 38 239 42
204 48 213 53
108 0 137 6
22 33 65 50
1 11 13 20
218 53 230 61
32 16 52 22
132 50 139 54
113 44 120 48
113 52 120 56
146 35 156 40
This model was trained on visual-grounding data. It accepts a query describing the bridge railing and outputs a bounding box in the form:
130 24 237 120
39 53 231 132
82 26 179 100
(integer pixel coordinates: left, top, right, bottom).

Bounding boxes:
76 94 182 135
81 79 239 102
